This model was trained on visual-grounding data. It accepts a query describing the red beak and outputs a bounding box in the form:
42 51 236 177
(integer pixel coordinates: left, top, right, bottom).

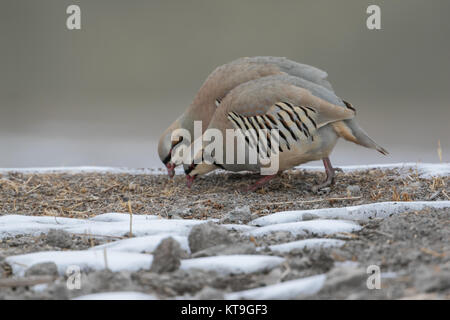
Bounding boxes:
166 163 175 178
186 175 195 188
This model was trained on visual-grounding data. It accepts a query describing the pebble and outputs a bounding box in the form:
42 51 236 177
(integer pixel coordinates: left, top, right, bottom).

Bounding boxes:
346 185 361 195
220 206 252 224
46 229 72 249
150 237 183 273
188 222 234 254
25 262 58 277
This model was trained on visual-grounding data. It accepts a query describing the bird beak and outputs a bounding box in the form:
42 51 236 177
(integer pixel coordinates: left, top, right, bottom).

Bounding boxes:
186 175 195 188
165 163 175 178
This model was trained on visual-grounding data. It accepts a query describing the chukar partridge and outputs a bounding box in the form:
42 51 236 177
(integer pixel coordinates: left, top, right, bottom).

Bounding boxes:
158 56 334 177
185 75 388 191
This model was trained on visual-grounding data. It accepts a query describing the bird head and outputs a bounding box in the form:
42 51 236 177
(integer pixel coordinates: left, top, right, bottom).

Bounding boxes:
184 143 217 188
157 121 188 178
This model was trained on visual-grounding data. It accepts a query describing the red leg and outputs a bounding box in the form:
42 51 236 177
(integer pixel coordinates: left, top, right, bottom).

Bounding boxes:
243 174 278 192
311 157 339 193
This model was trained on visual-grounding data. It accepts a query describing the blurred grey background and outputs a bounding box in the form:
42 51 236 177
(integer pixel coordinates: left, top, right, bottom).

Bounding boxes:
1 0 449 168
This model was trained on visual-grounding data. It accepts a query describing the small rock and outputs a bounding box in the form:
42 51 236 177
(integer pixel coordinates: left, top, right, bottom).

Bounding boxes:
150 237 183 273
220 206 252 224
320 266 367 293
302 213 319 221
46 229 72 249
167 213 183 220
408 182 422 189
25 262 58 277
261 268 283 286
346 185 361 195
168 208 193 219
317 187 331 195
194 287 225 300
266 231 294 243
188 222 234 254
191 243 256 258
78 270 134 295
414 266 450 293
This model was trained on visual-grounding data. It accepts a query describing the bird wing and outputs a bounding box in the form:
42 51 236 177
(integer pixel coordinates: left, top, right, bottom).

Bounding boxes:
212 77 354 153
242 56 334 91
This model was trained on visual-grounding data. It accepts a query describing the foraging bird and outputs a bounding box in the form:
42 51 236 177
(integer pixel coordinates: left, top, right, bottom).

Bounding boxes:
158 57 334 177
185 75 388 191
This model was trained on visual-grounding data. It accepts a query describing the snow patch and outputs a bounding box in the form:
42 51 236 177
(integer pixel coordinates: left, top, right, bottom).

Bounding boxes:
6 251 283 277
73 292 158 300
180 255 284 275
250 201 450 226
65 219 205 238
267 238 345 253
0 214 85 238
5 250 153 276
225 274 326 299
89 213 160 222
247 219 361 237
0 214 208 239
90 234 190 254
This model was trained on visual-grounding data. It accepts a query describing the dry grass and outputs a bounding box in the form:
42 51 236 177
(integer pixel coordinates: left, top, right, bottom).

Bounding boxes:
0 168 448 220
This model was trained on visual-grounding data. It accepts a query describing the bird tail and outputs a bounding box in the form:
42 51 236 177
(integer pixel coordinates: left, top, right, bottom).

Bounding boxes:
332 119 389 155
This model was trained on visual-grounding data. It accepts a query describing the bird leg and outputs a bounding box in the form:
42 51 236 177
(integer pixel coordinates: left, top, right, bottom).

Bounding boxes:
242 174 278 192
311 157 339 193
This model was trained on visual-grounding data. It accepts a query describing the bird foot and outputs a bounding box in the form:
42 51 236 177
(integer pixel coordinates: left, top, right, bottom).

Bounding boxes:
311 177 335 194
311 157 339 194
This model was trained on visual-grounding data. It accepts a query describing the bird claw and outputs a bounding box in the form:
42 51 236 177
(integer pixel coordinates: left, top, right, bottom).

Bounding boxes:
311 176 335 194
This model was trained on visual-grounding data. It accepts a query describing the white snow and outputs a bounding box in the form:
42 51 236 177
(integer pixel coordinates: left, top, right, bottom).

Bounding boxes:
31 283 50 293
0 213 255 240
247 219 361 237
6 251 283 277
0 214 85 238
225 274 326 299
91 234 190 254
73 292 158 300
5 250 154 277
89 212 160 222
0 213 208 239
180 255 284 275
65 218 205 238
267 238 345 253
250 201 450 226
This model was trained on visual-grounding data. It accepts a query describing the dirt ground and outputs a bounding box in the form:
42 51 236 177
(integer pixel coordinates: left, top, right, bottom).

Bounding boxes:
0 168 449 299
0 167 447 219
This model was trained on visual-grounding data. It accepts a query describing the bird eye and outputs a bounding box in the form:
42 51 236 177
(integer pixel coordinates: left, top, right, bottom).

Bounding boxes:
171 136 184 148
185 163 196 175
